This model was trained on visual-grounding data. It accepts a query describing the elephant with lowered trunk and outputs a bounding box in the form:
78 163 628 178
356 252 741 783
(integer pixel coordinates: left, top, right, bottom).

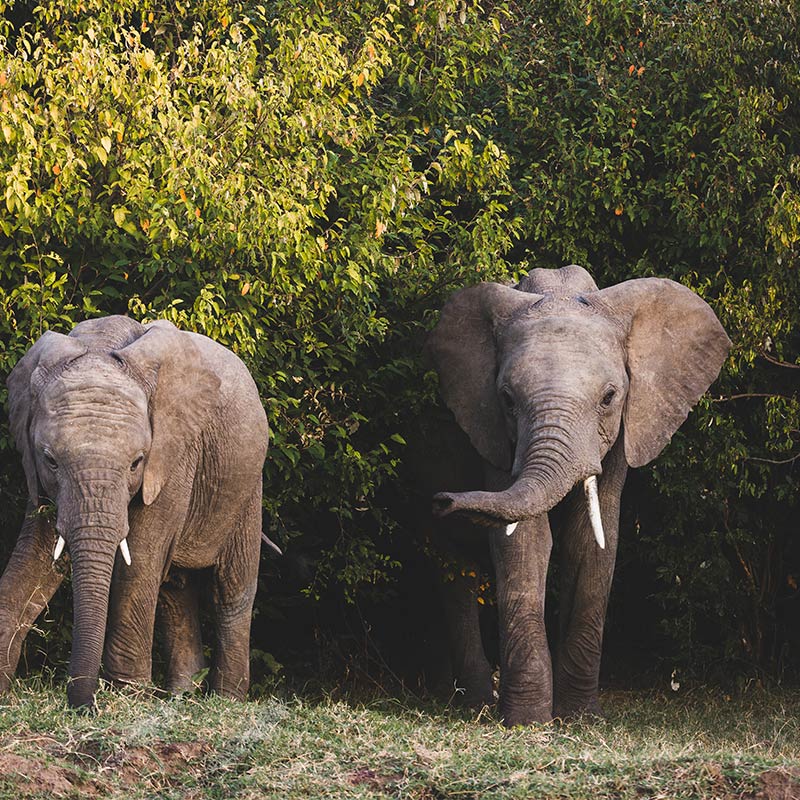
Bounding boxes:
425 265 731 726
0 315 269 708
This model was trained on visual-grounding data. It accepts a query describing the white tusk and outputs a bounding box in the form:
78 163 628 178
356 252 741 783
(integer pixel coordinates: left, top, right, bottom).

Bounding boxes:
505 522 518 536
53 535 66 562
583 475 605 549
118 538 131 566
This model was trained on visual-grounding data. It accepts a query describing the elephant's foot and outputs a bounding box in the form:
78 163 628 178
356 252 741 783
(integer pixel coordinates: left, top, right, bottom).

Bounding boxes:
0 612 29 692
164 669 204 695
209 674 248 701
103 666 152 693
499 701 553 727
162 644 205 695
497 683 553 726
553 695 604 721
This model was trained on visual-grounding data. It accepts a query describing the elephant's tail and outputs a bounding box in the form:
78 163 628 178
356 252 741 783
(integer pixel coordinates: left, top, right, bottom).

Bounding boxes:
260 532 283 556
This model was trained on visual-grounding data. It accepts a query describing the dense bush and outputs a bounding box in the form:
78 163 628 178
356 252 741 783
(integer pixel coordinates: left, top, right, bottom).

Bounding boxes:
0 0 797 683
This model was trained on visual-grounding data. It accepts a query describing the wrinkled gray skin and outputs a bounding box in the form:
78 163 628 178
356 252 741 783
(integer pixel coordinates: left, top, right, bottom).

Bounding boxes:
0 316 269 709
425 266 731 726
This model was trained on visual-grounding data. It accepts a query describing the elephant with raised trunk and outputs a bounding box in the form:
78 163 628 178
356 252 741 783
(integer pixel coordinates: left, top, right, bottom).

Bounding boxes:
426 265 730 725
0 315 269 708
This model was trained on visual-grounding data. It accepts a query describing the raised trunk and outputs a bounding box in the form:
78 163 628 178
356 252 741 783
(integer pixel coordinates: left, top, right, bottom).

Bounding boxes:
66 527 118 708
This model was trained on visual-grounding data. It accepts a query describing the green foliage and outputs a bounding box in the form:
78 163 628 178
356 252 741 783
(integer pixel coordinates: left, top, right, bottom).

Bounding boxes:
0 0 798 678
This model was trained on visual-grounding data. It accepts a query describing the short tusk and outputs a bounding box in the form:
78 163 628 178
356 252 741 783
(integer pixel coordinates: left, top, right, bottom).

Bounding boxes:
119 538 131 566
505 522 518 536
53 535 66 562
583 475 605 549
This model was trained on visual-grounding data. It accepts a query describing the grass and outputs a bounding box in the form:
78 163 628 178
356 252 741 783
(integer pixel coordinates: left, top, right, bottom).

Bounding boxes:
0 681 798 799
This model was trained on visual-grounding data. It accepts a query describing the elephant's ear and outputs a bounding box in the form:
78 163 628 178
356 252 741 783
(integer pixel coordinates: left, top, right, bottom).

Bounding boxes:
425 283 543 470
595 278 731 468
113 320 221 506
6 331 88 503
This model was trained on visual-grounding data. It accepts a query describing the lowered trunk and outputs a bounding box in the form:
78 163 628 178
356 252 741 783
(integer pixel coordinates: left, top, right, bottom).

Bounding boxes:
65 529 118 708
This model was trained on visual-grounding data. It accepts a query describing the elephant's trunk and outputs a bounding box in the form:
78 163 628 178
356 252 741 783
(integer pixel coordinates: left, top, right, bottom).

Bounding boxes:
432 460 583 522
65 524 120 709
433 412 605 546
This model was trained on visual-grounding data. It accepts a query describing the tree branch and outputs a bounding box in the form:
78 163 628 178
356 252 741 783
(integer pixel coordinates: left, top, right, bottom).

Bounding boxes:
746 453 800 465
760 350 800 370
712 393 796 402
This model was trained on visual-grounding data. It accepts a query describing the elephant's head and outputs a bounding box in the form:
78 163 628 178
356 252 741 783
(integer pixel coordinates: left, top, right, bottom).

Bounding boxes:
6 317 219 708
426 266 731 543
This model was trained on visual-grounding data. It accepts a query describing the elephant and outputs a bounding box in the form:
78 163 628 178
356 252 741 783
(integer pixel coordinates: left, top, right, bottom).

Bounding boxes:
0 315 269 708
424 265 731 725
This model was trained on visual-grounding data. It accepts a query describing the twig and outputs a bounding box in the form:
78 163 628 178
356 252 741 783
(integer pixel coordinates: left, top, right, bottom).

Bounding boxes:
760 350 800 370
746 454 800 465
712 393 796 402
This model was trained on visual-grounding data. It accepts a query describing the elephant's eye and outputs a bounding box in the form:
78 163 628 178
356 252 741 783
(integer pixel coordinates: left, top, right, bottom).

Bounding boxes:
600 388 617 407
130 454 144 472
43 451 58 471
500 387 515 412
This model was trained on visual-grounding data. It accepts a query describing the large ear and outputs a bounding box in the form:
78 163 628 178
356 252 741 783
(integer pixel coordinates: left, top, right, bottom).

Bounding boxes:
595 278 731 468
113 320 221 506
6 331 88 504
425 283 543 470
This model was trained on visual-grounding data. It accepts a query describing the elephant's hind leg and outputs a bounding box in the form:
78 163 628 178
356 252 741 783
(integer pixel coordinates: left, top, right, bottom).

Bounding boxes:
438 567 495 708
209 485 261 700
157 567 205 693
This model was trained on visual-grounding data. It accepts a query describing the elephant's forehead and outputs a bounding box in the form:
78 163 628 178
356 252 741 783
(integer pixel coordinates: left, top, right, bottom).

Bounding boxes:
499 308 624 351
39 356 147 414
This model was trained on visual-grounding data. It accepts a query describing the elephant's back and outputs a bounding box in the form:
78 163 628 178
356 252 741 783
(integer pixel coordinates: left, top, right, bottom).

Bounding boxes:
185 331 269 460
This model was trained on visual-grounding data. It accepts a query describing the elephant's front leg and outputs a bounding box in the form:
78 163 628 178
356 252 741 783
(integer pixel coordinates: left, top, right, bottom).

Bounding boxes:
490 515 553 726
209 490 261 700
102 505 179 687
0 510 66 691
103 561 162 687
553 439 627 719
156 567 204 693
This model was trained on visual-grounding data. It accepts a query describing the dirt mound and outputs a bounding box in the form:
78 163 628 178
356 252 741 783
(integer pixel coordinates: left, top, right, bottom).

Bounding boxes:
0 739 211 798
107 739 211 784
755 769 800 800
0 752 83 798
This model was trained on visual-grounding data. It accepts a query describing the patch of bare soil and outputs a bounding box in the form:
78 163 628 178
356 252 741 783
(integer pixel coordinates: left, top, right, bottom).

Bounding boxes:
348 766 404 792
0 752 87 798
754 769 800 800
0 739 211 798
105 739 212 786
